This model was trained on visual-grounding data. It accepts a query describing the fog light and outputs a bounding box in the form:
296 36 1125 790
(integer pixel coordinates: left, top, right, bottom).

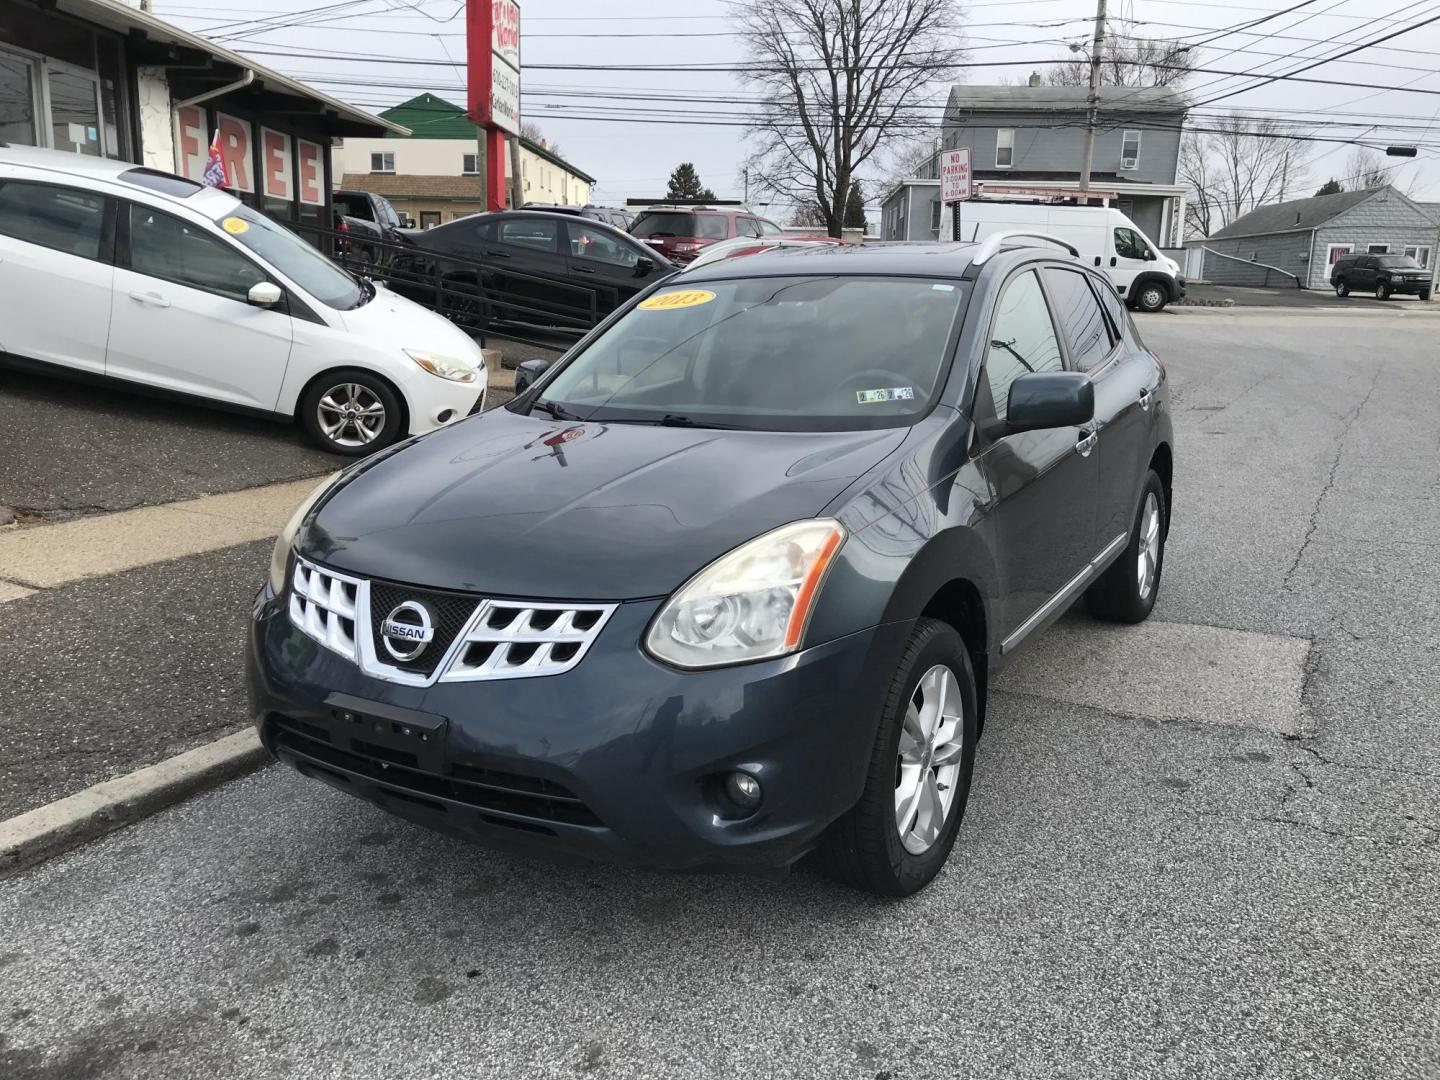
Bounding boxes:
724 771 762 812
437 408 456 423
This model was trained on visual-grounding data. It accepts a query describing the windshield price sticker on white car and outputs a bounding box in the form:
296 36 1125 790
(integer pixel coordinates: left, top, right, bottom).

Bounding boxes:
856 387 915 405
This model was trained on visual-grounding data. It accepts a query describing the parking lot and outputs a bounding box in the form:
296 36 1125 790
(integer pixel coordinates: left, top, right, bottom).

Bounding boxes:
2 310 1438 1079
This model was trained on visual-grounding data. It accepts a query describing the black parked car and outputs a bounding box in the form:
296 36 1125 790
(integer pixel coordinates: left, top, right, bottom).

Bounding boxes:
1332 253 1432 300
332 189 405 268
248 235 1173 895
390 210 674 333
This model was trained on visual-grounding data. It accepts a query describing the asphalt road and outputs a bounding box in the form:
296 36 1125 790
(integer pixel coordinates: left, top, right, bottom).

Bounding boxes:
3 310 1439 1078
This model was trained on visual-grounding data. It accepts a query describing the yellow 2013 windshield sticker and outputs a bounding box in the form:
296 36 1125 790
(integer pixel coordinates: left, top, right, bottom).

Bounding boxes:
221 217 249 235
639 289 715 311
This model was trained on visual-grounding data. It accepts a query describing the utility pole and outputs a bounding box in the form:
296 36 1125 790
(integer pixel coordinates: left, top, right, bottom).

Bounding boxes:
474 130 488 209
509 132 523 209
1078 0 1107 195
1280 149 1290 201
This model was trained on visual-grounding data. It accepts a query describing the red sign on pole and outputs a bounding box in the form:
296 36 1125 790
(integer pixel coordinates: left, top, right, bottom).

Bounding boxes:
467 0 521 135
940 148 971 203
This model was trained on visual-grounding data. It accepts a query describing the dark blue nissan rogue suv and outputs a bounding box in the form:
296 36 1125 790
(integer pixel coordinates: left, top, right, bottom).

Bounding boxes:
247 234 1174 895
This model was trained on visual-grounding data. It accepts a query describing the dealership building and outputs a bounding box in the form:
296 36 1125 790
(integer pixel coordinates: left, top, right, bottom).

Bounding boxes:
2 0 402 227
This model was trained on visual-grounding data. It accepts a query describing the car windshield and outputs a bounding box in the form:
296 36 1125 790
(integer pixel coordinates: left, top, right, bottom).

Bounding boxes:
632 212 729 239
1377 255 1424 269
214 206 364 309
526 275 965 431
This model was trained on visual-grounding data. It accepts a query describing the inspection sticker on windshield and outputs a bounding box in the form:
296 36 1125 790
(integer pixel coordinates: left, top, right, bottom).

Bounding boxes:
856 387 914 405
221 217 249 235
639 289 715 311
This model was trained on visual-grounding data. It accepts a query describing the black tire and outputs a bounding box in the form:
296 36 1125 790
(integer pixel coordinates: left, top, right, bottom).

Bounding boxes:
1086 469 1167 624
298 369 405 457
815 618 978 896
1421 290 1432 302
1335 279 1349 297
1134 281 1168 313
1376 280 1391 300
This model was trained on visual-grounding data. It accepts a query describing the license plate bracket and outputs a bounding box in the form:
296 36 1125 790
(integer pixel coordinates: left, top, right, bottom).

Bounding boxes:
323 692 448 774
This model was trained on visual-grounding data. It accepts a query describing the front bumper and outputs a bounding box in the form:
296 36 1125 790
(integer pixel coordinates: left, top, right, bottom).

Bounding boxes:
246 584 910 871
1174 275 1187 299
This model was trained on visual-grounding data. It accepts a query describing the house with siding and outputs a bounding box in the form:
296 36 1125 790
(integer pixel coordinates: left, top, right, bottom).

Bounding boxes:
881 80 1189 246
1201 186 1439 289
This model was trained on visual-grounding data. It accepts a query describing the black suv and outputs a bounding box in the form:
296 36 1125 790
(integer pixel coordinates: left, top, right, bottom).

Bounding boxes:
248 235 1174 895
522 203 633 229
1332 253 1432 300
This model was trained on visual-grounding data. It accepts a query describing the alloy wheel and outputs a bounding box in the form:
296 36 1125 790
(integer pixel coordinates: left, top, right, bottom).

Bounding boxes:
317 383 386 448
895 664 965 855
1137 491 1162 599
1142 286 1165 311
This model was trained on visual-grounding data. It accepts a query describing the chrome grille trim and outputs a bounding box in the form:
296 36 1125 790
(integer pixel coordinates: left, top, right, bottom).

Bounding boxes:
289 558 362 662
442 601 617 682
286 555 613 684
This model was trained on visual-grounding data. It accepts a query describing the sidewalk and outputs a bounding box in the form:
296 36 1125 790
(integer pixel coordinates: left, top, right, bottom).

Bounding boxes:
1176 282 1436 311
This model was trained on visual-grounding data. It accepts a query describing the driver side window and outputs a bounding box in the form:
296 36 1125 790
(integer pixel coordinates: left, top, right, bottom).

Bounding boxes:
983 270 1063 420
567 221 640 268
1114 227 1148 260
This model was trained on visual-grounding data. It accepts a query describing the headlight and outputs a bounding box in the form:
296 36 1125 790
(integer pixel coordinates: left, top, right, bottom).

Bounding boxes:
267 473 341 594
405 349 480 383
645 519 845 669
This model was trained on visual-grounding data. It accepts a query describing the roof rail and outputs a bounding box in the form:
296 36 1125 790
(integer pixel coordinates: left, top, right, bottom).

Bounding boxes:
971 231 1080 265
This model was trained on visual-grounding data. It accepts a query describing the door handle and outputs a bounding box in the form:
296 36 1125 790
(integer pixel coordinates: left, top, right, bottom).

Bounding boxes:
1138 387 1152 412
570 265 596 274
483 249 511 258
1110 257 1118 267
1075 430 1097 457
129 290 171 308
1094 256 1101 267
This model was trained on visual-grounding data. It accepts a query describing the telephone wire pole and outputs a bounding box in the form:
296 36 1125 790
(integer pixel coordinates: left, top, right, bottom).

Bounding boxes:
1078 0 1107 194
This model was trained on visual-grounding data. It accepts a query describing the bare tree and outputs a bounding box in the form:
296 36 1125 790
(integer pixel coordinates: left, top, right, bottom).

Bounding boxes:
520 120 562 159
1180 117 1308 238
1045 25 1195 87
1343 147 1389 189
738 0 964 238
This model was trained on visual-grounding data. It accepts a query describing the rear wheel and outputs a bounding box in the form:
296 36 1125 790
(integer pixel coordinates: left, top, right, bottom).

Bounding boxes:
299 369 404 456
1335 279 1350 297
1134 281 1168 313
1376 280 1391 300
1086 470 1167 624
1421 289 1432 302
815 619 978 896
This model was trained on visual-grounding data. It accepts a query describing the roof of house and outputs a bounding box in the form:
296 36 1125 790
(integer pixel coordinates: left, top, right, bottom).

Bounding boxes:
1210 187 1384 239
946 84 1187 116
57 0 406 136
374 95 597 183
341 173 486 201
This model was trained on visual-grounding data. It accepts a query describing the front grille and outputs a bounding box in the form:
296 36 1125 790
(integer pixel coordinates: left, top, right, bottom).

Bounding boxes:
286 555 615 686
290 560 361 661
367 581 479 677
271 715 604 829
443 601 614 681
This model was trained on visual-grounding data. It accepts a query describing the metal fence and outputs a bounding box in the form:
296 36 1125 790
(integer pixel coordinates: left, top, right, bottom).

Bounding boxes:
287 222 612 352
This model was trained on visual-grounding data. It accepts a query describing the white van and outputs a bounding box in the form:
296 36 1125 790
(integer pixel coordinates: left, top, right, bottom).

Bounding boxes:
0 145 487 455
951 202 1184 312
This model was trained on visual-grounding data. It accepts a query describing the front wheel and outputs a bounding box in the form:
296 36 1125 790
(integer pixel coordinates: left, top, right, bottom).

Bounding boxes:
1376 281 1391 300
1134 282 1169 313
815 619 978 896
1420 290 1432 302
1086 469 1167 623
1335 280 1350 297
299 370 404 456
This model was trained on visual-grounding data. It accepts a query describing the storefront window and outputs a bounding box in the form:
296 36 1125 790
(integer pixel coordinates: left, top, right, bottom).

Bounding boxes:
0 50 38 145
96 34 127 160
47 66 101 156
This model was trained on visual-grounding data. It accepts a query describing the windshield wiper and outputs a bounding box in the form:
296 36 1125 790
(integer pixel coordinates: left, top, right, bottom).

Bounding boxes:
529 399 584 421
603 413 739 430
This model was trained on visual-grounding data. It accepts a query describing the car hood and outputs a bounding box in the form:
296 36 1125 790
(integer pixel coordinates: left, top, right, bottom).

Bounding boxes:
333 282 485 367
300 407 906 599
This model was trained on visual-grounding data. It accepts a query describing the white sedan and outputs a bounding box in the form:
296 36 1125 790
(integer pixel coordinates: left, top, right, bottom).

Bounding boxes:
0 145 486 455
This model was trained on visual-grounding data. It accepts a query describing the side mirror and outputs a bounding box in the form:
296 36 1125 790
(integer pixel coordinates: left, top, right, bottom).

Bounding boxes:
1006 372 1094 432
634 256 655 276
513 358 552 395
247 281 283 307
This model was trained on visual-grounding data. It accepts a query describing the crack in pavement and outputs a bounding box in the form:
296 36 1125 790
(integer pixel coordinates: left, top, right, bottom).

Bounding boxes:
1283 361 1386 591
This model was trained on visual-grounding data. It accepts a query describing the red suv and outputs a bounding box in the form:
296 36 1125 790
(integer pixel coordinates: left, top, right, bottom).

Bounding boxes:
630 204 786 264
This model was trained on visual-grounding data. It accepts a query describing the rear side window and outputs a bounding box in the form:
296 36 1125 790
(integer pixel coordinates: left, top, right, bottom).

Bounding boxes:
128 205 267 302
0 181 106 259
984 270 1063 419
1042 267 1114 372
498 218 559 253
1093 275 1137 346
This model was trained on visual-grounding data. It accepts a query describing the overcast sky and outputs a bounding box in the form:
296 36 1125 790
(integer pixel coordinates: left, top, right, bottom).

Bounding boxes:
158 0 1440 212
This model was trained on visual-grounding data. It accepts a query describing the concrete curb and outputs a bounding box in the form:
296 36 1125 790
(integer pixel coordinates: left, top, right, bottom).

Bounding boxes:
0 729 269 878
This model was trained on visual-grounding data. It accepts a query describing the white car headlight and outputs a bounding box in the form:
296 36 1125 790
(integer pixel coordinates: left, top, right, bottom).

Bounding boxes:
645 519 846 669
268 473 341 594
405 349 480 383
